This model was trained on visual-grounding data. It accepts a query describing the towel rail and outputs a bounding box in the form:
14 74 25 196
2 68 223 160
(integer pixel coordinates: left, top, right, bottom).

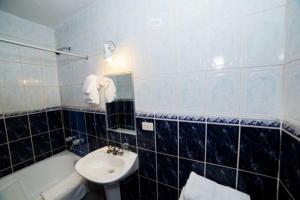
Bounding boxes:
0 37 88 59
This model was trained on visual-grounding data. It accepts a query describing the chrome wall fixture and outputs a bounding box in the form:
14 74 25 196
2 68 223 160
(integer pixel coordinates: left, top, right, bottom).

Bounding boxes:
0 37 88 59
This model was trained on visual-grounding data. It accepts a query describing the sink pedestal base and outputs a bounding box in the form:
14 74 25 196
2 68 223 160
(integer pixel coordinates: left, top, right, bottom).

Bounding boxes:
104 183 121 200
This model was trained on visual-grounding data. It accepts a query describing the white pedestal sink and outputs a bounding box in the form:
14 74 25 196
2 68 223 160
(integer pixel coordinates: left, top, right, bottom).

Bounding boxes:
75 146 138 200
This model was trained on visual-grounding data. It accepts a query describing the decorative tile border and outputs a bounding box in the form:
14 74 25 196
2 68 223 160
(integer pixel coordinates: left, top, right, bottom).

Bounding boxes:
61 106 105 113
241 118 281 128
207 117 239 125
155 113 177 120
136 112 155 118
178 115 205 122
282 121 300 139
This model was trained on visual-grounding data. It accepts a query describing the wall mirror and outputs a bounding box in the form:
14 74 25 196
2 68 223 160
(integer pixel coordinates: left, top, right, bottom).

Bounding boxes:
105 73 135 134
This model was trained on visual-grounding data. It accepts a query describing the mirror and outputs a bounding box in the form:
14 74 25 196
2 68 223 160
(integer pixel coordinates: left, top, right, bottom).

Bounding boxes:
105 73 135 134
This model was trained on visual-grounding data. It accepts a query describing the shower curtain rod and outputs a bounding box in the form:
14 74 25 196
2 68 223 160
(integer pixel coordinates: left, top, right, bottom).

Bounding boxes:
0 37 88 59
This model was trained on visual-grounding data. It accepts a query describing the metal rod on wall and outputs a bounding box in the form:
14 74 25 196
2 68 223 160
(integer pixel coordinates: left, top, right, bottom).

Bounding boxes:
0 37 88 60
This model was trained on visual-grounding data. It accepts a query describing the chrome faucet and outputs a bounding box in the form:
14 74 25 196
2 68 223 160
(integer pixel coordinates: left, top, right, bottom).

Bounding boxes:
106 143 129 156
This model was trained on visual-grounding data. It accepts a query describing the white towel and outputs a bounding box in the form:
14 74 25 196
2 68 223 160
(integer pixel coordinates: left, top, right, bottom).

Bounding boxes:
100 77 116 103
41 172 88 200
83 75 100 105
180 172 250 200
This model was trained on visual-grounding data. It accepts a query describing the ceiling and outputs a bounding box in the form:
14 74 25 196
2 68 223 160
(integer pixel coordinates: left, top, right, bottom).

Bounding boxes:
0 0 96 28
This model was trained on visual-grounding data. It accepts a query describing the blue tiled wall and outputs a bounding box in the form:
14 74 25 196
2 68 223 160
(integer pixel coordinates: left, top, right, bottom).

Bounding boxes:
60 108 300 200
1 106 299 200
0 108 65 178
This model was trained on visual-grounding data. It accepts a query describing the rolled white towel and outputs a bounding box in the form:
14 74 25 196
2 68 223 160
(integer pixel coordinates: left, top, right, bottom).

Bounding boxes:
83 75 100 105
215 184 250 200
41 172 88 200
100 77 116 103
181 172 250 200
183 172 216 200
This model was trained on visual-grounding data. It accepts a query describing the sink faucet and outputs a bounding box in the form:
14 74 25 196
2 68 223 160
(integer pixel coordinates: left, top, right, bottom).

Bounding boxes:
106 143 129 156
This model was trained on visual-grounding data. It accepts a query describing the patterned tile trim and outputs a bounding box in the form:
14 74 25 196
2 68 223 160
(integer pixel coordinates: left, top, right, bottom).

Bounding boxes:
136 112 155 118
178 115 205 122
282 121 300 139
241 118 281 128
207 117 239 125
155 113 177 120
61 106 105 113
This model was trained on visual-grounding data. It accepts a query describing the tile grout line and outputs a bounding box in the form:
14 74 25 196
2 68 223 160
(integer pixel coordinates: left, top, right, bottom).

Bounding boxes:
45 110 54 156
3 117 13 172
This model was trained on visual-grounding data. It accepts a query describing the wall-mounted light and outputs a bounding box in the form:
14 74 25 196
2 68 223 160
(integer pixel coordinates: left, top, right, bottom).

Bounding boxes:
104 41 116 65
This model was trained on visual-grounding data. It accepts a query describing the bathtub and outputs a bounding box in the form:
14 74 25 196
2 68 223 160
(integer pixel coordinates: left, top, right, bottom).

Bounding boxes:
0 151 81 200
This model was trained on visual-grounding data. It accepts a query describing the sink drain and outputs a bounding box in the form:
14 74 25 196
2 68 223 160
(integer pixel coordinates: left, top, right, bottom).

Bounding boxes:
107 169 115 174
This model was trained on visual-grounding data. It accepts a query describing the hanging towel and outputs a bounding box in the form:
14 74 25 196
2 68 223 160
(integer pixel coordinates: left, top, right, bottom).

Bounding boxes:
40 172 88 200
83 75 100 105
100 77 116 103
180 172 250 200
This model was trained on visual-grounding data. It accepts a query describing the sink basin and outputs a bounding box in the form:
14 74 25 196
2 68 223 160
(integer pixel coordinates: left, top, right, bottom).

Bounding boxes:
75 146 138 200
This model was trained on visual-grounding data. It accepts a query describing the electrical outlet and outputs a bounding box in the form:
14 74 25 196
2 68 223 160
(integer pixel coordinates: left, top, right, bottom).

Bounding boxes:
142 122 154 131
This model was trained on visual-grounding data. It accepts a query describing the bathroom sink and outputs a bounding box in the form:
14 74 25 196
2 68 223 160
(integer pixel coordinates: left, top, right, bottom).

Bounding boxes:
75 146 138 184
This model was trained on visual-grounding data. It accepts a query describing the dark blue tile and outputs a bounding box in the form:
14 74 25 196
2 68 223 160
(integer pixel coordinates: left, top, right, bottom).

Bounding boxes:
278 182 294 200
240 127 280 177
98 138 108 148
85 113 96 136
9 138 33 165
0 144 11 170
121 133 136 146
52 146 65 155
238 171 277 200
36 152 52 162
179 158 204 188
0 119 7 144
156 120 178 156
108 114 118 129
280 131 300 199
158 183 178 200
6 115 30 141
0 167 12 178
47 110 63 130
88 135 98 152
108 131 120 142
138 148 156 180
77 112 86 133
157 153 178 187
179 122 205 161
108 140 121 147
120 174 139 200
69 111 78 131
62 110 70 129
207 124 239 167
33 133 51 156
13 159 34 172
140 176 157 200
50 129 65 149
29 112 48 135
95 114 107 139
205 164 236 188
137 118 155 151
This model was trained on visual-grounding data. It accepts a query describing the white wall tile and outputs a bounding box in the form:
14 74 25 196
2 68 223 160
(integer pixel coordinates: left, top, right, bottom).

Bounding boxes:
286 0 300 62
21 64 43 87
0 61 22 87
177 72 206 115
46 86 61 108
241 66 282 119
240 8 285 67
285 61 300 125
0 42 20 62
25 86 46 110
0 87 27 113
42 67 59 86
206 69 241 117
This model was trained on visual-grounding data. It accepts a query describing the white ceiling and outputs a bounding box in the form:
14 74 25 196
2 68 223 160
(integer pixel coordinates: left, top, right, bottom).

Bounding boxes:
0 0 96 28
